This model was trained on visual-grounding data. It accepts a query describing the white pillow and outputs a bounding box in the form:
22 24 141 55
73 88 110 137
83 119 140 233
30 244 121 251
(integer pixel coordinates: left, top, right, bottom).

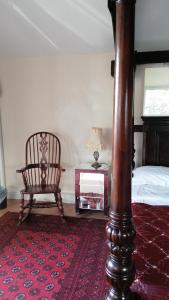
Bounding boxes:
132 166 169 187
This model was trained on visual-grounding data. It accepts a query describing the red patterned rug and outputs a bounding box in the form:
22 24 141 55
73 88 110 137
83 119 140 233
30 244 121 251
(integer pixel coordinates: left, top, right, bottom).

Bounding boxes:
0 212 108 300
0 205 169 300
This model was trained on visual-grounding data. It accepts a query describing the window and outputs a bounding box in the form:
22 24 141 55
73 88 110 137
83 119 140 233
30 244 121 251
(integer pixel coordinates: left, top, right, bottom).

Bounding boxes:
143 66 169 116
144 88 169 116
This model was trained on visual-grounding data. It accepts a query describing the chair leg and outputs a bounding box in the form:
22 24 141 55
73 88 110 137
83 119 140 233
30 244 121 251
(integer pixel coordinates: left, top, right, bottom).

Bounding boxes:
19 193 24 224
27 194 33 218
18 193 34 224
54 192 64 217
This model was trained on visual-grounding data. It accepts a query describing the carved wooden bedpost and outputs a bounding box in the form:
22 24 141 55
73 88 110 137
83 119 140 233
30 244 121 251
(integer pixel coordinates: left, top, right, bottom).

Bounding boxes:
105 0 137 299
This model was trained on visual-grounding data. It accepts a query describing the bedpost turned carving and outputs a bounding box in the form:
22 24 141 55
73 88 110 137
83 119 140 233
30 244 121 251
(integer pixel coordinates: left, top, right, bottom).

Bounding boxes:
105 1 137 299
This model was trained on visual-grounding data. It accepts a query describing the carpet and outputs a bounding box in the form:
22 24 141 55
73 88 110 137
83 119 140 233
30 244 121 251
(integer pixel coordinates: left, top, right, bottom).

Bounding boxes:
0 212 108 300
132 204 169 300
0 206 169 300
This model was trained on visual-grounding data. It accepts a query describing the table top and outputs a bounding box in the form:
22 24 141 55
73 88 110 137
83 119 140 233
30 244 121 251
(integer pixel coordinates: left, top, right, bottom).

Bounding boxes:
75 163 110 171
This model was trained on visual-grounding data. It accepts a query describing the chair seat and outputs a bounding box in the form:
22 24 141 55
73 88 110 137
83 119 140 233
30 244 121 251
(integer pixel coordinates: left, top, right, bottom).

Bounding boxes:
21 185 61 194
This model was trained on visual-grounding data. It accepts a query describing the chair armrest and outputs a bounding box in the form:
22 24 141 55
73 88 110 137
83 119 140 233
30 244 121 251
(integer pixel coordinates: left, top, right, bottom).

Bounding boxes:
16 167 27 173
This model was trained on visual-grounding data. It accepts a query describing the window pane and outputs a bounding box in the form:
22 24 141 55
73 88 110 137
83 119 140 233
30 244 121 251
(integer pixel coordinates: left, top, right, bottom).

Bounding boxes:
143 66 169 116
144 89 169 116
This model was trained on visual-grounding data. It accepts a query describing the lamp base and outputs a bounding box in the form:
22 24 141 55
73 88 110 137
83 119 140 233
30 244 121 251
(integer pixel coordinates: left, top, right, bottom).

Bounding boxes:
91 161 101 169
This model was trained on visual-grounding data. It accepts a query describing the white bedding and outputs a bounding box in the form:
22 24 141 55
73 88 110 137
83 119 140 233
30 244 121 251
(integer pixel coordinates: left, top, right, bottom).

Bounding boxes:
132 166 169 205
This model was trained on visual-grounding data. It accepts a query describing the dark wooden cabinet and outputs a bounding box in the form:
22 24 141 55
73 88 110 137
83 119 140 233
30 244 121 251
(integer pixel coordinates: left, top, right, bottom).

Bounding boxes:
75 166 110 215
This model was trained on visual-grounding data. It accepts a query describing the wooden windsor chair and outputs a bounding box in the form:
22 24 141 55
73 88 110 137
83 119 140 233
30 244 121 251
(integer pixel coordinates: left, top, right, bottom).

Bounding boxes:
16 132 65 223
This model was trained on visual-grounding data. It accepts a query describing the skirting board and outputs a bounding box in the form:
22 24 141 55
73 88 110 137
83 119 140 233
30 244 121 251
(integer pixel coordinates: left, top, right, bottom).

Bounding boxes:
7 190 75 204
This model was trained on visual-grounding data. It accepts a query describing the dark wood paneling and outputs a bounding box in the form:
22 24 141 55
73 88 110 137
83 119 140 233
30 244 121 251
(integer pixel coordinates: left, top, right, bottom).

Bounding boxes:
142 116 169 166
111 50 169 76
136 50 169 65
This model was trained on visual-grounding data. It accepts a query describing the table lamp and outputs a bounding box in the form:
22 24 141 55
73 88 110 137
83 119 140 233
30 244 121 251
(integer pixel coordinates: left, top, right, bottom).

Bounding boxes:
86 127 103 169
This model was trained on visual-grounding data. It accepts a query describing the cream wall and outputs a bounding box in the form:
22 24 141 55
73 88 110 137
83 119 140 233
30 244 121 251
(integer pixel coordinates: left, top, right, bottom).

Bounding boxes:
134 65 145 166
0 53 114 202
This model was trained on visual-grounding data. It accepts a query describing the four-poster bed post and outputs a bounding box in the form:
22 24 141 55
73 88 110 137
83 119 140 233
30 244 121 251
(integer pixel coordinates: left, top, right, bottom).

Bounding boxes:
105 0 137 299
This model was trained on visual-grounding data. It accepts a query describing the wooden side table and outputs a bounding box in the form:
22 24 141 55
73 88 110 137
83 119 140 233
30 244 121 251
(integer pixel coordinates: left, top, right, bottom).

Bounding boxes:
75 165 110 215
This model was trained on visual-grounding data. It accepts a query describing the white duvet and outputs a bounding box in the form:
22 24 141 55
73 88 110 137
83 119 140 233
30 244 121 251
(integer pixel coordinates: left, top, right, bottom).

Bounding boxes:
132 166 169 205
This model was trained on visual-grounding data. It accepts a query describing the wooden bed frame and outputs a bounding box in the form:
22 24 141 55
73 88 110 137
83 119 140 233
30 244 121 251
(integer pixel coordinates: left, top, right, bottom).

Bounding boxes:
142 116 169 166
105 1 136 299
105 1 169 300
134 116 169 167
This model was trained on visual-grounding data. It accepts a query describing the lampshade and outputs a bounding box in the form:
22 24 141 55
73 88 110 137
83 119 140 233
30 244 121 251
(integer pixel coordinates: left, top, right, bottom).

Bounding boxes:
86 127 103 151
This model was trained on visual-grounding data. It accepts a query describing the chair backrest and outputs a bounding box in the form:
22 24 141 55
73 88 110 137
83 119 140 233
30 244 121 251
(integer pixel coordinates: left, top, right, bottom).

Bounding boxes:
25 132 61 186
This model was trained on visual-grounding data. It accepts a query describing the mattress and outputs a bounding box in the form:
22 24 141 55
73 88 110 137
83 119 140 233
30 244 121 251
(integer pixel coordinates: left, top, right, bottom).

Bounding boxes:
132 166 169 205
132 184 169 205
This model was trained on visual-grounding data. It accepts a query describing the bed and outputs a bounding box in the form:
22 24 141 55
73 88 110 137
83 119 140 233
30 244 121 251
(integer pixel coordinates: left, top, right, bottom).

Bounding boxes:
131 116 169 299
132 165 169 205
132 203 169 300
132 116 169 205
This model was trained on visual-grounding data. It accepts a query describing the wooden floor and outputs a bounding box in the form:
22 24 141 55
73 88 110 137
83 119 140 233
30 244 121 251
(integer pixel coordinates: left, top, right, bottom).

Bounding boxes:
0 199 108 220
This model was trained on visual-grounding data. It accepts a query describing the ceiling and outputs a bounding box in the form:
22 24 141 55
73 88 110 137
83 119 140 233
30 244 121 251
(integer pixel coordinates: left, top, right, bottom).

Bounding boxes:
0 0 169 57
